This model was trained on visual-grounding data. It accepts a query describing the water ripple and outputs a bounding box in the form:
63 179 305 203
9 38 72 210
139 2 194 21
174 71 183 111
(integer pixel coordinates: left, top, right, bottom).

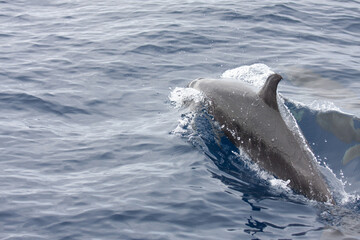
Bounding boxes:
0 92 89 116
0 0 359 239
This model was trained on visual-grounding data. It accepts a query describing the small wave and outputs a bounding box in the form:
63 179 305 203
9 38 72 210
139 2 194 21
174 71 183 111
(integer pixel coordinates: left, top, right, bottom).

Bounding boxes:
285 98 342 114
13 13 33 22
0 33 13 38
129 44 198 55
260 13 301 24
220 11 253 21
309 100 342 113
14 75 41 83
346 23 360 33
0 92 89 116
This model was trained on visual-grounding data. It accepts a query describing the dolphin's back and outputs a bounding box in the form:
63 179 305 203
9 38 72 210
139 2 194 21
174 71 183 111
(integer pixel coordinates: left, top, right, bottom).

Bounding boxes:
189 76 333 203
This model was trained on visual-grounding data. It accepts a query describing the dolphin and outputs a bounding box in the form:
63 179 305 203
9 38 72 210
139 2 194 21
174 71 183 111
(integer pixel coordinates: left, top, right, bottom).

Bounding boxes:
189 74 333 203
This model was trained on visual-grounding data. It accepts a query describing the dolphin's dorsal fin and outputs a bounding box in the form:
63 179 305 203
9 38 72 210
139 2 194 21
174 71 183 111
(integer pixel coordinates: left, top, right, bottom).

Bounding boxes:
258 73 282 111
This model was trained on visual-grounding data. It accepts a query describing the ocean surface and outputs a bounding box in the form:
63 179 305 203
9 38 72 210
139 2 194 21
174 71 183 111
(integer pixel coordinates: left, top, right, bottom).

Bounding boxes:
1 1 360 239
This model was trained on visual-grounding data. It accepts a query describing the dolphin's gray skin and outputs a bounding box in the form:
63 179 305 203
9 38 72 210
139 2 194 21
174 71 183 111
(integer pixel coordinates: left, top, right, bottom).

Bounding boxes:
189 74 333 203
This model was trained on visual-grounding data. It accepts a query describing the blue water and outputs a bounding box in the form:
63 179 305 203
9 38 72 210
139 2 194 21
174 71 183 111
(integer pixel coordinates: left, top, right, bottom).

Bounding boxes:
1 1 360 239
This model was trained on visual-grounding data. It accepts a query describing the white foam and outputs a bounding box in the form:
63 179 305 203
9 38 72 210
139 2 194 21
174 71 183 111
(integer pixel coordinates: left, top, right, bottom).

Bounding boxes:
168 87 204 109
221 63 274 88
170 112 195 136
168 87 204 136
320 162 356 205
269 178 292 192
309 100 342 112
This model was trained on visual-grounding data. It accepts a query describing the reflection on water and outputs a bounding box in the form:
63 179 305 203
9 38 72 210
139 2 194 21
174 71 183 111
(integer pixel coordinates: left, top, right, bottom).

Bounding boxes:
316 111 360 165
283 67 360 114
